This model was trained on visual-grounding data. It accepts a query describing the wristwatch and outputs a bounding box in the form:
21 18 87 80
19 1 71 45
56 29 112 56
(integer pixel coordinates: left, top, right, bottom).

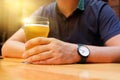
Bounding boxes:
77 44 90 63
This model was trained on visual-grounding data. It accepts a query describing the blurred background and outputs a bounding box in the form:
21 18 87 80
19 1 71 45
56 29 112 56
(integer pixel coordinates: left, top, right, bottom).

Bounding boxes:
0 0 120 55
0 0 55 55
0 0 55 39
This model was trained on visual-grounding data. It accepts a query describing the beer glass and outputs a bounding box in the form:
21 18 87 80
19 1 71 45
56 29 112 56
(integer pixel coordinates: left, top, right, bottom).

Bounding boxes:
23 16 49 41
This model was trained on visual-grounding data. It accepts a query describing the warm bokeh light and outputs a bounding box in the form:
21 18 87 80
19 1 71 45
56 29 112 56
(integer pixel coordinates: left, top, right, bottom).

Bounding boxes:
23 18 32 25
23 18 29 24
1 0 54 38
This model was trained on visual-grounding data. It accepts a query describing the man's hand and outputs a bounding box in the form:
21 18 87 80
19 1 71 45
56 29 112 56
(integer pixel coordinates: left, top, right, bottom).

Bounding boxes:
23 37 80 64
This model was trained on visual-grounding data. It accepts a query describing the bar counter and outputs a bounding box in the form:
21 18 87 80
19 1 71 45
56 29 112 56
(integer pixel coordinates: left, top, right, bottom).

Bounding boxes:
0 58 120 80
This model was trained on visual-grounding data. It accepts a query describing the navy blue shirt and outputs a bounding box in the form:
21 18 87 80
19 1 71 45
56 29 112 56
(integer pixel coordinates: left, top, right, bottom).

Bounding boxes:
32 0 120 46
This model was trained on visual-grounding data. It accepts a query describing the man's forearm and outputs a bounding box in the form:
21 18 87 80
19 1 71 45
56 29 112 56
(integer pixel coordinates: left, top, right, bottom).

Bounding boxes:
2 41 25 58
86 45 120 63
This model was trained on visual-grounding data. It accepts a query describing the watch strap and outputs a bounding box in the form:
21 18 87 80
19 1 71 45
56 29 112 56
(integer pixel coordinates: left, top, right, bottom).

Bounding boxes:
77 44 89 64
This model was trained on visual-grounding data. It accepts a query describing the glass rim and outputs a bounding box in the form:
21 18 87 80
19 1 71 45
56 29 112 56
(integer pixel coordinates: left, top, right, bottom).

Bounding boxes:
24 16 49 24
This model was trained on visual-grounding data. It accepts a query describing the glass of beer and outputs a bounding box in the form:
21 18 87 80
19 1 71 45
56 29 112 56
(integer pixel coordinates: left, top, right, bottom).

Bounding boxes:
23 16 49 41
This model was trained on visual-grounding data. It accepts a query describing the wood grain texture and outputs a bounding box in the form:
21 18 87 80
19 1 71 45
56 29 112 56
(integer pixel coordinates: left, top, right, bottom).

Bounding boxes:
0 58 120 80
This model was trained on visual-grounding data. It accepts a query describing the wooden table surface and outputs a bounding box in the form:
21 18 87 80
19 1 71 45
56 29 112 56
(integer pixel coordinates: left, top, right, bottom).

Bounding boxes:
0 58 120 80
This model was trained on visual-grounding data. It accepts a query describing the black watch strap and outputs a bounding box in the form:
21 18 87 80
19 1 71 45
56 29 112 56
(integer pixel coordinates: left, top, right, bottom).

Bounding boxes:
77 44 90 64
80 57 86 64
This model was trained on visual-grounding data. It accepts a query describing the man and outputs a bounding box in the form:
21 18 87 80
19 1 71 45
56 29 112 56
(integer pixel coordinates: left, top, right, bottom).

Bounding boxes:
2 0 120 64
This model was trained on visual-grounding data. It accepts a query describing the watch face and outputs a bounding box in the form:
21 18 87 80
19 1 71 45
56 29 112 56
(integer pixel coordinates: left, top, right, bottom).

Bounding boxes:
79 46 90 57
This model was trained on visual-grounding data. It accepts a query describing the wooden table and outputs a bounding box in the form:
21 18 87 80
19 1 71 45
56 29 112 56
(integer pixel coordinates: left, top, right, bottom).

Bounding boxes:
0 58 120 80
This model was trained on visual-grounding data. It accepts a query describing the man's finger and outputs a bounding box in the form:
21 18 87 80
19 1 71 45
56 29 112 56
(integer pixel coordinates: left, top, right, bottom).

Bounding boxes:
23 44 50 58
24 51 53 62
31 57 65 65
25 37 51 49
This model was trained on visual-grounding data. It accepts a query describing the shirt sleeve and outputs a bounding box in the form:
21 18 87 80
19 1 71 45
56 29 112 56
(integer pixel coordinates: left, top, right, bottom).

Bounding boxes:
98 3 120 43
30 6 44 16
29 3 54 18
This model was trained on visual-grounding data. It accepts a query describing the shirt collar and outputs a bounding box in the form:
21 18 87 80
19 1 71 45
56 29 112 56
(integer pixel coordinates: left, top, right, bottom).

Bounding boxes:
78 0 84 11
56 0 84 17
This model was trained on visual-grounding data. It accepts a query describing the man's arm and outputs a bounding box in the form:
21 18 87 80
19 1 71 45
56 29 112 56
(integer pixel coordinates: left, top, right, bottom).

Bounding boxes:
22 34 120 65
2 28 25 58
87 34 120 63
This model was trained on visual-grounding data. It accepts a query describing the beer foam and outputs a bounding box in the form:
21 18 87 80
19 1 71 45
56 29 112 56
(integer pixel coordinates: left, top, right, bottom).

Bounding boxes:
24 24 49 27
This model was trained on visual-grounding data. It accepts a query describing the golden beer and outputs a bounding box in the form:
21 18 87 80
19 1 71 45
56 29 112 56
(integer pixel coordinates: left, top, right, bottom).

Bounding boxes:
24 24 49 41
